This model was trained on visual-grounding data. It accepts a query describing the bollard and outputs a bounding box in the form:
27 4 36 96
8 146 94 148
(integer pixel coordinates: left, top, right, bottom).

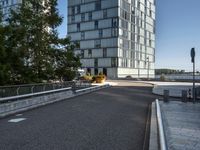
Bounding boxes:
72 82 76 93
188 89 192 101
197 88 200 100
195 88 198 101
182 90 187 102
163 90 169 102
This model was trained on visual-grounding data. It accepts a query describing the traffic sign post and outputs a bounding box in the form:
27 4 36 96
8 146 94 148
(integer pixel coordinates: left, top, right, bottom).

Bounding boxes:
190 48 196 103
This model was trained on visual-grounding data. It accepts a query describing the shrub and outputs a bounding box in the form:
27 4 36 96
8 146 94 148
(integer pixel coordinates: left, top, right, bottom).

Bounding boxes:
80 75 93 81
86 72 91 76
95 74 106 83
99 72 103 75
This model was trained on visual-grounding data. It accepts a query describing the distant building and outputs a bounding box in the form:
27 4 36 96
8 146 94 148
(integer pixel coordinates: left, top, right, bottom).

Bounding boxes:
0 0 22 21
68 0 156 79
0 0 49 21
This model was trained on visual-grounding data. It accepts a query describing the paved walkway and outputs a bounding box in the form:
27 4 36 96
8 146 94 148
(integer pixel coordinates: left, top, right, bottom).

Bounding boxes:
160 101 200 150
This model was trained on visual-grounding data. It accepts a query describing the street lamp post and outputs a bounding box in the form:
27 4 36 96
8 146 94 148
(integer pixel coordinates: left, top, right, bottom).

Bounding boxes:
191 48 196 103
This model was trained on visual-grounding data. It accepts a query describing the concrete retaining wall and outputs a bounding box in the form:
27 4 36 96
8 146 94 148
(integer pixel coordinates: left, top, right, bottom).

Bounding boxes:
0 84 110 118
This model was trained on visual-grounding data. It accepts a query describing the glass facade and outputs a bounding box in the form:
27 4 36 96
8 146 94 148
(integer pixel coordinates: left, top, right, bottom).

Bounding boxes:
67 0 156 78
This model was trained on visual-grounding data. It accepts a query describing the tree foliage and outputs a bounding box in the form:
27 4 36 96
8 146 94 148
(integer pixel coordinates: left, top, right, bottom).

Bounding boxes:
0 10 11 85
0 0 81 85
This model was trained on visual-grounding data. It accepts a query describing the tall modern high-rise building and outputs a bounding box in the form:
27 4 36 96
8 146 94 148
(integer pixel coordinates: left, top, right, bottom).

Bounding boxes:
75 0 156 79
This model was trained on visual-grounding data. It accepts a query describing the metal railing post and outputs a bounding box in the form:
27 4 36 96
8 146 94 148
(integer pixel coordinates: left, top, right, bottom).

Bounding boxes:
52 84 55 90
17 87 20 96
31 86 35 93
43 84 46 92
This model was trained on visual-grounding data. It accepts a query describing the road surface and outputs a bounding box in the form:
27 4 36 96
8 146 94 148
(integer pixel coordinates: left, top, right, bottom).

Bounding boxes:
0 81 158 150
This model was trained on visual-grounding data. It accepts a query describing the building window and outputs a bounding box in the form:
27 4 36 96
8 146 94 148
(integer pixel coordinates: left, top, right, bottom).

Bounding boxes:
87 68 91 75
112 28 118 37
94 68 98 75
71 6 75 15
71 16 75 23
81 13 85 21
88 49 92 58
95 40 101 48
103 10 107 18
77 23 80 31
111 58 117 67
137 35 140 43
131 33 135 41
112 18 118 27
99 29 103 38
95 20 98 29
149 40 152 47
103 48 107 57
88 12 92 21
81 32 85 40
94 58 98 67
122 30 128 38
149 10 152 17
95 1 101 10
80 50 84 58
103 68 107 76
137 60 140 68
138 2 140 10
77 5 80 14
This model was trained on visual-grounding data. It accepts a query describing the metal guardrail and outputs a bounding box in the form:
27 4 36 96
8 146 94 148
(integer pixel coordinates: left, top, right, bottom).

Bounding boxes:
0 81 91 98
0 87 72 103
156 99 167 150
155 75 200 80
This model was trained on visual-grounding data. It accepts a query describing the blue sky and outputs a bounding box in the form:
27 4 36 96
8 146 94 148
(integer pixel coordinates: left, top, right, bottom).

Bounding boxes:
57 0 200 71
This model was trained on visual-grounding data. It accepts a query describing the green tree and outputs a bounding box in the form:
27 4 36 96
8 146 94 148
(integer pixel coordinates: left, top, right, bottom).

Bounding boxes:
5 0 60 83
0 9 11 85
3 0 81 84
55 38 81 81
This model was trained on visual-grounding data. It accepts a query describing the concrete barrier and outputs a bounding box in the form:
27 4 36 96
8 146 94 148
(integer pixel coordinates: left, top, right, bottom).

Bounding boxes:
152 85 193 97
0 84 110 118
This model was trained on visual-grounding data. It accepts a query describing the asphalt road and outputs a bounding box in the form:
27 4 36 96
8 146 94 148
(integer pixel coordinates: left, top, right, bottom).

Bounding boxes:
0 81 158 150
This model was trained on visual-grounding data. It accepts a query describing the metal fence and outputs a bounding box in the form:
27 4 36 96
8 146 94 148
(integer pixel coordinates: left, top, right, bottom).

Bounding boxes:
155 75 200 81
0 81 91 98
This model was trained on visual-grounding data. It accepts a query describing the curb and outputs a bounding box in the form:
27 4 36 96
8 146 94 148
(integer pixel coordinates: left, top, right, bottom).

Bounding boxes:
149 100 167 150
0 84 110 118
149 102 159 150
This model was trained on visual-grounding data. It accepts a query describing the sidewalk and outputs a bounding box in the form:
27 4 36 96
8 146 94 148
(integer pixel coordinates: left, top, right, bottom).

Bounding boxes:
161 101 200 150
136 81 200 97
150 101 200 150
